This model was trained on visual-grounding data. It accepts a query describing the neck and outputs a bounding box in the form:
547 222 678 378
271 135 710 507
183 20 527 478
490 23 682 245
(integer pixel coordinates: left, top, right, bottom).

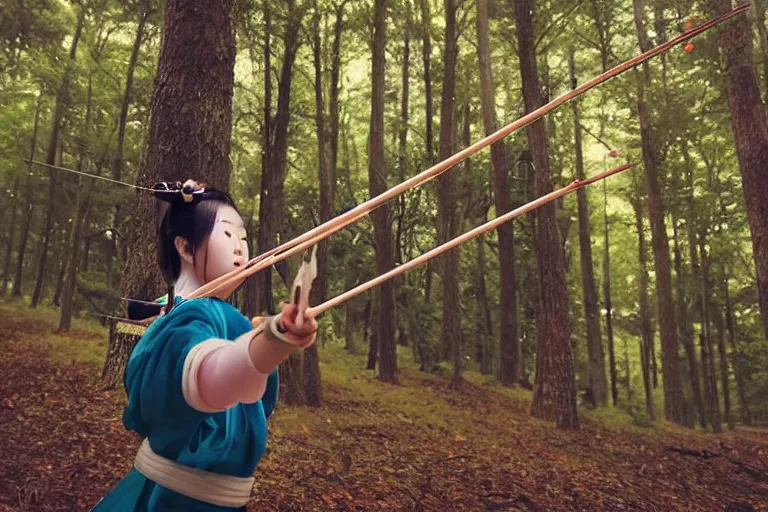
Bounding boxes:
174 265 203 298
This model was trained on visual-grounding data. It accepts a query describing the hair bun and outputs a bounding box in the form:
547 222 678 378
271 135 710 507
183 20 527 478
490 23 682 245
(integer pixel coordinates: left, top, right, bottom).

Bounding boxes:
153 180 208 204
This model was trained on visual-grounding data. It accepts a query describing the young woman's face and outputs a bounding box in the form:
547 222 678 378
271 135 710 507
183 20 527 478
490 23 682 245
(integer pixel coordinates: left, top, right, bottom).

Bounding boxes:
196 205 249 283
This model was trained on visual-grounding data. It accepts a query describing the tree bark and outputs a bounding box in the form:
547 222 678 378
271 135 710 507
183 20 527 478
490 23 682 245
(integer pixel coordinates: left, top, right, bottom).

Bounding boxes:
675 145 706 427
107 2 149 289
395 0 411 266
304 0 328 408
632 0 685 425
419 0 434 165
369 0 398 384
477 232 494 375
255 0 302 317
102 0 237 389
59 74 97 332
1 177 20 295
752 0 768 102
707 0 768 341
244 1 272 318
713 296 732 429
13 95 42 297
438 0 462 390
724 270 751 425
53 221 67 307
31 9 85 308
476 0 519 386
632 194 656 420
514 0 579 430
569 48 607 406
329 1 347 182
699 232 723 434
603 174 618 404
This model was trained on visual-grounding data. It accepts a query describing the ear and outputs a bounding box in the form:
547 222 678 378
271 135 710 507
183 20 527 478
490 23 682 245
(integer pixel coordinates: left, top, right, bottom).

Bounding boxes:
174 236 194 264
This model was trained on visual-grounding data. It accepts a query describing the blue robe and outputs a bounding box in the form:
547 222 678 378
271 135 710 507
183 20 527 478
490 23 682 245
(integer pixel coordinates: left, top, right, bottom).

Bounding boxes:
92 298 278 511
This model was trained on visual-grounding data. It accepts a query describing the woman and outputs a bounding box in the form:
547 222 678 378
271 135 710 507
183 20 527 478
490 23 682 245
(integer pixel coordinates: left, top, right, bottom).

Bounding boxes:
93 181 317 511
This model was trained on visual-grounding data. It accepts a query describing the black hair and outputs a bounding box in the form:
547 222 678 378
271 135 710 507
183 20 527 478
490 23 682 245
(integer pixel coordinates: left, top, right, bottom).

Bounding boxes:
155 185 238 286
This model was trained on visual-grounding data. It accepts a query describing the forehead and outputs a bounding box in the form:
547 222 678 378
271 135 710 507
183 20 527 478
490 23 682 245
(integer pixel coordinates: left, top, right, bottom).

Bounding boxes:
215 205 243 226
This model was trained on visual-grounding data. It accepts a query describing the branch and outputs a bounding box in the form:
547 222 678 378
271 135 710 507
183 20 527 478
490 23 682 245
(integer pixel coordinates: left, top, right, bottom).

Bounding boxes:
579 123 614 152
536 0 585 50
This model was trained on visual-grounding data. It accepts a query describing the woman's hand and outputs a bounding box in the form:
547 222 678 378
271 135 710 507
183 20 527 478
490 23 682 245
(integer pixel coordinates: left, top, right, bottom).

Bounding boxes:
279 303 318 339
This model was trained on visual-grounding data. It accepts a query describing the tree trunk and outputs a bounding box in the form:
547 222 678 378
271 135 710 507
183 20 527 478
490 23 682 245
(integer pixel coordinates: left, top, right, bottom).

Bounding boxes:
699 232 723 434
675 146 706 427
304 0 328 408
102 0 237 389
633 195 656 421
366 295 378 370
438 0 462 390
1 178 20 295
395 0 411 266
632 0 685 425
476 0 519 386
329 1 347 183
81 235 91 272
603 175 618 404
369 0 398 384
514 0 579 430
13 96 43 298
569 48 607 406
59 74 97 333
108 2 149 289
724 271 751 425
53 222 67 307
419 0 434 165
752 0 768 102
255 0 301 318
477 232 494 375
244 1 272 318
707 0 768 341
31 10 85 309
713 296 732 429
344 300 357 353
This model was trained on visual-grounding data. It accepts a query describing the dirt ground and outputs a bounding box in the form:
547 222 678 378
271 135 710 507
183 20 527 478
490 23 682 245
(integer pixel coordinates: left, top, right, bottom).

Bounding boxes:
1 307 767 511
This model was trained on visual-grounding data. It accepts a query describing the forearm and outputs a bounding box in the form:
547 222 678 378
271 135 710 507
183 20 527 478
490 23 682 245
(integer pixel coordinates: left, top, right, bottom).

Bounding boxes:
183 315 314 412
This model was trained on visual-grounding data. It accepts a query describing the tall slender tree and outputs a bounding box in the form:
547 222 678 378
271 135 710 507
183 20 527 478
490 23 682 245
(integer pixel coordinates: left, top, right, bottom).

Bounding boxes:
632 0 685 425
707 0 768 341
254 0 303 318
476 0 519 386
514 0 579 430
438 0 462 389
305 0 329 408
107 0 150 289
631 185 656 421
59 73 97 333
569 48 607 406
676 143 706 427
369 0 398 384
31 8 85 308
12 95 42 298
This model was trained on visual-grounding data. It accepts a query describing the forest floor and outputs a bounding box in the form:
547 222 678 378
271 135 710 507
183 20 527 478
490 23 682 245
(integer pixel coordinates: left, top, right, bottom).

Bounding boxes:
0 301 767 511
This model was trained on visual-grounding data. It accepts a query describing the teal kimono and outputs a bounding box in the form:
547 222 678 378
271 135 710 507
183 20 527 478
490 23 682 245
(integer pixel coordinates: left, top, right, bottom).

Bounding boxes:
92 298 278 511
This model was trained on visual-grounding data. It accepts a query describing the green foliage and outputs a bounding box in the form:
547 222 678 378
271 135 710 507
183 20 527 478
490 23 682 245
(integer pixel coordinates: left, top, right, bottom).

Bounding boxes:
1 0 767 426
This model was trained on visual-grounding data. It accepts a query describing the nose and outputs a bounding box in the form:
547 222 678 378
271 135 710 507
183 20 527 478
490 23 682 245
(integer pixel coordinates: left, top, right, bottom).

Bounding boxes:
234 244 243 256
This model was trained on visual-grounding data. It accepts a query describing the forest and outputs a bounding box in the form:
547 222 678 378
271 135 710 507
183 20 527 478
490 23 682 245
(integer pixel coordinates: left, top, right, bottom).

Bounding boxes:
1 0 768 509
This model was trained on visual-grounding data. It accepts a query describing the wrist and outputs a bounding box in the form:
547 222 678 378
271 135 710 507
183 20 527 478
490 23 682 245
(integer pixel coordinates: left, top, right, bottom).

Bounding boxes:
246 315 316 374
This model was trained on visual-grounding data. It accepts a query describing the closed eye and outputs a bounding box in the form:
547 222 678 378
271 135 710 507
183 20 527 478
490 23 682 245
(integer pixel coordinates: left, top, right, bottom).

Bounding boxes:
225 231 232 238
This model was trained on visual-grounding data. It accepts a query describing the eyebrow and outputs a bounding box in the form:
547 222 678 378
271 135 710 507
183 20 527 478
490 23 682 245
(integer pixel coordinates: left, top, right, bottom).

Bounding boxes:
219 219 244 228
